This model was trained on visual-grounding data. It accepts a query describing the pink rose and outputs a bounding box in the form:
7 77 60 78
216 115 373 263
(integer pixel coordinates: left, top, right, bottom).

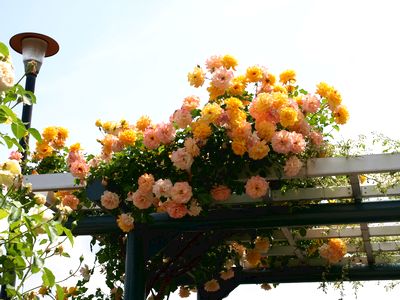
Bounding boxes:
62 194 80 210
290 132 306 154
172 109 192 128
211 67 234 90
100 191 120 210
182 95 200 111
284 156 303 177
70 160 89 180
171 181 193 204
245 176 269 199
184 138 200 157
155 122 176 144
205 55 223 72
211 185 231 201
152 179 173 198
143 128 161 149
163 200 188 218
171 148 193 171
67 151 82 165
129 191 154 210
138 173 155 193
310 131 323 146
9 151 22 161
271 130 292 154
302 94 320 114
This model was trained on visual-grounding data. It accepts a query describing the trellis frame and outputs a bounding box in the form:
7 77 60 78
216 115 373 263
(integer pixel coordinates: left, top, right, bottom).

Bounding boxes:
24 153 400 299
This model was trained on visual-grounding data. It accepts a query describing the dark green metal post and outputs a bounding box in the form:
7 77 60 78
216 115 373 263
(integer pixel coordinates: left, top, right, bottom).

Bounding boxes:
20 73 37 160
124 230 146 300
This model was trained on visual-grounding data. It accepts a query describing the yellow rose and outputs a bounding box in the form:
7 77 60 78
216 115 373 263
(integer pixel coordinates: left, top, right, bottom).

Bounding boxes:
231 138 247 156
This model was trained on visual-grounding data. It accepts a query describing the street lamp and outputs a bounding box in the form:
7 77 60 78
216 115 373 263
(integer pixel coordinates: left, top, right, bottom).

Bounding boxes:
9 32 59 154
0 33 59 300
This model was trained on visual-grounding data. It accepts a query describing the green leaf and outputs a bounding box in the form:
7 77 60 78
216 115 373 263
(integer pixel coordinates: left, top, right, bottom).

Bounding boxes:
56 284 65 300
54 223 65 235
63 227 74 246
0 105 18 122
23 91 36 105
9 206 22 222
39 238 48 245
44 223 58 243
299 88 308 95
33 255 44 273
11 122 26 140
13 255 26 269
0 208 9 220
31 265 40 274
42 267 56 287
2 135 15 148
28 128 42 142
0 42 9 57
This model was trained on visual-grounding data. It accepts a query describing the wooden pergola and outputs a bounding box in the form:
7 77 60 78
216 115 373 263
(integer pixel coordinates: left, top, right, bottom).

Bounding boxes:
25 153 400 299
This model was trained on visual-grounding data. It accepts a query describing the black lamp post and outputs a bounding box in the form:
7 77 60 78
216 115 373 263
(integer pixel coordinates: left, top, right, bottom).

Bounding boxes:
0 32 59 300
9 32 59 156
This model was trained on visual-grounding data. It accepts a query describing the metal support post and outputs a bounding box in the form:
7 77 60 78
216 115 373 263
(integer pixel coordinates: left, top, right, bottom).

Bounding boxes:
20 73 37 159
124 230 146 300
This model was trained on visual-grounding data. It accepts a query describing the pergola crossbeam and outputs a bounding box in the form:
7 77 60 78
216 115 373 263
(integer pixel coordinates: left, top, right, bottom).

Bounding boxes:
280 227 305 261
360 223 375 264
21 153 400 299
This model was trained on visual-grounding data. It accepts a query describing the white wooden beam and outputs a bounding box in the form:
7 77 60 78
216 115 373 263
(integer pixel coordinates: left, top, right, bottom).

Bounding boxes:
24 173 83 192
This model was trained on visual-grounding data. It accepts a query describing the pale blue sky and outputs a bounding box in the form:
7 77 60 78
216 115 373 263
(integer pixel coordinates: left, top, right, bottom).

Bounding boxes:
2 0 400 298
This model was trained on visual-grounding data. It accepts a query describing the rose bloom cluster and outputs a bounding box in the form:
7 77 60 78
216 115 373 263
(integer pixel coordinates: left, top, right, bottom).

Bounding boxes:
0 56 14 92
186 55 349 179
318 238 347 264
34 126 69 160
199 236 270 294
70 55 349 235
100 173 203 232
67 143 89 182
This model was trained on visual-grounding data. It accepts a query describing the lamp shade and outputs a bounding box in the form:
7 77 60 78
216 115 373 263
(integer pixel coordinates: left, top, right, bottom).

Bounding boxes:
21 37 48 66
9 32 59 73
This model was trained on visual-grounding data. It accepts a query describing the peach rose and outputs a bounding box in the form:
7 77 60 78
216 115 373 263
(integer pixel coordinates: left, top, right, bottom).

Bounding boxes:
245 176 269 199
100 191 120 210
171 182 192 204
210 185 231 201
163 200 188 219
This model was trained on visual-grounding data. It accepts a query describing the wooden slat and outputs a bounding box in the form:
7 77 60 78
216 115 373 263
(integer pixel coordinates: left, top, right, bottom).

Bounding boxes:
297 153 400 179
360 223 375 264
24 173 83 192
25 154 400 193
280 227 305 261
287 255 400 267
263 241 400 258
272 225 400 241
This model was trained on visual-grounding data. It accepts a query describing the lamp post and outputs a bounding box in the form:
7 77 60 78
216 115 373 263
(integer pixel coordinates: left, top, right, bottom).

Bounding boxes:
0 32 59 300
9 32 59 157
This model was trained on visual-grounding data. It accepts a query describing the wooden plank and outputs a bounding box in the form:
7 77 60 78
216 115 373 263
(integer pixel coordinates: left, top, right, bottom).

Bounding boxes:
360 223 375 264
288 256 400 267
280 227 305 261
24 154 400 193
264 242 400 258
24 173 83 192
273 225 400 241
297 153 400 179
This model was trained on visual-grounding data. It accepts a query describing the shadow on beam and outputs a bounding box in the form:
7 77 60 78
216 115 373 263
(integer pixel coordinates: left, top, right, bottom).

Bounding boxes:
148 200 400 231
237 264 400 284
68 201 400 235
